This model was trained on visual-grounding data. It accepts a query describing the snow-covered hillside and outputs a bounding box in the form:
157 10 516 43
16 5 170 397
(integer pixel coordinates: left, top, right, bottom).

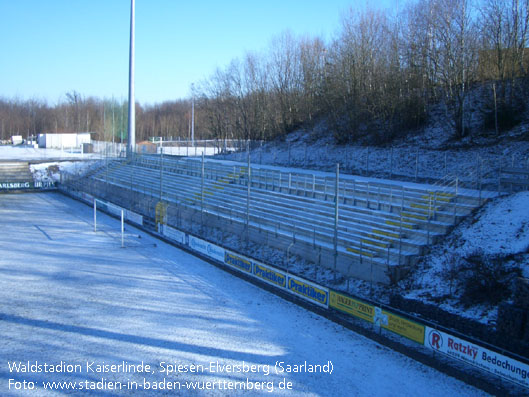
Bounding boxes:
30 161 99 184
397 192 529 325
217 128 529 189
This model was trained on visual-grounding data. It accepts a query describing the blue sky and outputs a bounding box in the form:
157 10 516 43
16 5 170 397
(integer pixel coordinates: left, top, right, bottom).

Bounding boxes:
0 0 395 105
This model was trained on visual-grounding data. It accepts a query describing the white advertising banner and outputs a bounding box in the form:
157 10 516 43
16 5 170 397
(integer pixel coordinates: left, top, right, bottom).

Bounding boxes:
125 210 143 226
162 225 186 245
188 235 225 263
80 192 93 204
425 326 529 388
106 204 122 217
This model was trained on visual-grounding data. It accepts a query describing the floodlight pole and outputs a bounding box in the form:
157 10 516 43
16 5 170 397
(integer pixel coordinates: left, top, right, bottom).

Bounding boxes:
127 0 136 157
191 83 195 147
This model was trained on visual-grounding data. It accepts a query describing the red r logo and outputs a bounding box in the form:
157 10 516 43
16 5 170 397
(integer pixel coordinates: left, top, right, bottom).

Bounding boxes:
429 330 443 350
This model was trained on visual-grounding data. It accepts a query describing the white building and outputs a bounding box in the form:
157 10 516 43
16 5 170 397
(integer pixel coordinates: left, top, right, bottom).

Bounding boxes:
37 133 91 149
11 135 23 145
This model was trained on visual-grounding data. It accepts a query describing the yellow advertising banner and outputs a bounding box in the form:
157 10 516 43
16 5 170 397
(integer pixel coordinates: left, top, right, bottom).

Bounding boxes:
381 310 425 344
329 291 375 323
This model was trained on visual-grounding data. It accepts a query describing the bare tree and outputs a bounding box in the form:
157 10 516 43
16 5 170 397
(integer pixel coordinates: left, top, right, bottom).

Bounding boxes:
423 0 478 138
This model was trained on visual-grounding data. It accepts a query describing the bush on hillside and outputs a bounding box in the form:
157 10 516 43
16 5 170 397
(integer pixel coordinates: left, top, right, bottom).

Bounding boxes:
459 249 520 307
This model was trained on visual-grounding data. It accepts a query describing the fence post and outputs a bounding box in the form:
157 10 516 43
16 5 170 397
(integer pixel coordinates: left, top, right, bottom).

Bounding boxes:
159 141 164 200
453 177 458 224
370 256 373 296
415 149 419 182
498 164 502 194
246 147 251 246
130 154 134 197
121 210 124 248
389 186 393 213
398 213 403 266
360 240 364 265
105 148 109 185
479 158 482 205
201 152 205 227
390 147 393 179
427 194 431 245
400 186 404 212
366 147 369 176
333 163 340 283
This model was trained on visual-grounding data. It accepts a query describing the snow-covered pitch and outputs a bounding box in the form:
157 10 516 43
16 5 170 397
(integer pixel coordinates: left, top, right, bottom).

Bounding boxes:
0 193 487 396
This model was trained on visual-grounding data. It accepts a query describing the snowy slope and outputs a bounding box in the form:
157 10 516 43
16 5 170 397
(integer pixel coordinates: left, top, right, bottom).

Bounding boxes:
458 192 529 257
398 192 529 324
0 193 487 396
30 161 100 184
216 128 529 188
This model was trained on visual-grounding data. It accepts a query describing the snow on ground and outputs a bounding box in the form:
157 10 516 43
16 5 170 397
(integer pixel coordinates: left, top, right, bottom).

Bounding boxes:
30 161 100 184
398 192 529 324
0 145 104 185
0 145 101 161
0 192 487 396
458 192 529 257
215 128 529 188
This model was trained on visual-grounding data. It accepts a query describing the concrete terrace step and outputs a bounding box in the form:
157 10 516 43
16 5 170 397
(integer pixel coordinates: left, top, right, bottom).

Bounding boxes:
98 160 447 242
95 162 440 252
0 162 33 183
78 157 489 278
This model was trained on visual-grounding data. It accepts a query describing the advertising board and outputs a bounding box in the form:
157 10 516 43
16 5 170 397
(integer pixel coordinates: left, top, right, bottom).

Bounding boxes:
425 326 529 388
